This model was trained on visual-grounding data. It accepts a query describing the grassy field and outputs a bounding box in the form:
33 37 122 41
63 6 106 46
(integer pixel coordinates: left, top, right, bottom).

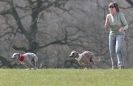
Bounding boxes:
0 69 133 86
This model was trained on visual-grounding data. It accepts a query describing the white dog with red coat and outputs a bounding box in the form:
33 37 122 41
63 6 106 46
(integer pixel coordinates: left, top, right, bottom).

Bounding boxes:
11 52 38 69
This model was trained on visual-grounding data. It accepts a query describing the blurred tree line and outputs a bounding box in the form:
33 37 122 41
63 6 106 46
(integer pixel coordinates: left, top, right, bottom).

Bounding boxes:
0 0 133 68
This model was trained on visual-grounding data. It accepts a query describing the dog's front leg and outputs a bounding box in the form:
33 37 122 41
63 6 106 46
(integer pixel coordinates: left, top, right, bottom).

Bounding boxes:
22 63 29 68
19 61 29 68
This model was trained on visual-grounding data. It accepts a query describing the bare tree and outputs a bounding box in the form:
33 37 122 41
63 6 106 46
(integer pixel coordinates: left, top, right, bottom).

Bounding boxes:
0 0 133 68
0 0 69 53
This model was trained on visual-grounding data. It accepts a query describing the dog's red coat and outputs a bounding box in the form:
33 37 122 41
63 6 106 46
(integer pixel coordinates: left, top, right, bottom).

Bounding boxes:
18 55 25 62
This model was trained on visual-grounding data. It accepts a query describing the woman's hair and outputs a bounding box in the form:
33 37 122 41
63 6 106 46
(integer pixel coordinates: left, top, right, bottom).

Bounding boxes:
108 2 120 12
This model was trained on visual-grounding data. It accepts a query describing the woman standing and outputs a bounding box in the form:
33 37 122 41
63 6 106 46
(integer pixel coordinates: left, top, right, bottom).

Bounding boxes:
104 2 128 69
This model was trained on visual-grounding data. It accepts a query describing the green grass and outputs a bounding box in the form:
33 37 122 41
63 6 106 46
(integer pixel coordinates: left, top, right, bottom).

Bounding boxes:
0 69 133 86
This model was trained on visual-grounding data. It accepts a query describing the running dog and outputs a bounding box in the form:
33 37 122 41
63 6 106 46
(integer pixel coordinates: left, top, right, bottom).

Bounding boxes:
69 50 94 68
11 52 38 69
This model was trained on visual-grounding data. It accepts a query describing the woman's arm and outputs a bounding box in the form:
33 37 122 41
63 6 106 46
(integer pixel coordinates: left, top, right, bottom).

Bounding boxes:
120 13 128 30
104 14 110 29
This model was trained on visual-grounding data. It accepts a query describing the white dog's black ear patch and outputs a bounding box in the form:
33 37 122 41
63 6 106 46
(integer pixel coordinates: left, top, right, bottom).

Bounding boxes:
69 51 75 57
69 50 78 57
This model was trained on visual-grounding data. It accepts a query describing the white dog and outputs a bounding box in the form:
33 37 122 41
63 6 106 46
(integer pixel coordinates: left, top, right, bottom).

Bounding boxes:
69 50 94 68
11 52 38 69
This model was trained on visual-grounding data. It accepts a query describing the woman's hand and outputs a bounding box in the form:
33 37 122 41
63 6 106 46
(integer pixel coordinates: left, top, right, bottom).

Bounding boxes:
118 27 125 32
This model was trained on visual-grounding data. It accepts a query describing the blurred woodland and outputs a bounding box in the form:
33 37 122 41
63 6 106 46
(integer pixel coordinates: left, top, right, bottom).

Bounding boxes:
0 0 133 68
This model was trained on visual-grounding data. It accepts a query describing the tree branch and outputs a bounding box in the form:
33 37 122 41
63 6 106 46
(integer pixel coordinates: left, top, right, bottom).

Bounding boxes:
0 9 12 15
38 38 67 49
10 0 29 38
12 45 28 52
126 0 133 7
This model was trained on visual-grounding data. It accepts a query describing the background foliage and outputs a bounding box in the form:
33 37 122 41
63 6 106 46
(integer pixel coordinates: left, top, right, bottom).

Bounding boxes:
0 0 133 68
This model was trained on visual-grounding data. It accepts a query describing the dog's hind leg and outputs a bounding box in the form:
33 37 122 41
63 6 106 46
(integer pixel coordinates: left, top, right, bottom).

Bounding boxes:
24 57 34 69
31 59 38 69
